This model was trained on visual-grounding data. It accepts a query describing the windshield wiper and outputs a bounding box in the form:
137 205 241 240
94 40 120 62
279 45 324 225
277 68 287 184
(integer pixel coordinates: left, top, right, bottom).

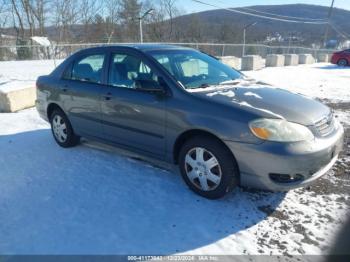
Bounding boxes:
219 79 242 85
191 83 211 89
219 78 256 86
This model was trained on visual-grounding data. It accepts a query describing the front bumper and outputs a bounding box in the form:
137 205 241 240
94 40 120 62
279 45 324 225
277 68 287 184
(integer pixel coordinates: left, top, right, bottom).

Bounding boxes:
224 124 344 191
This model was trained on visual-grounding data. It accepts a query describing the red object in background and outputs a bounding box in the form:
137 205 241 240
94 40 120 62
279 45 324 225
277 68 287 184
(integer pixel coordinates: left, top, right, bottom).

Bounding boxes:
331 49 350 66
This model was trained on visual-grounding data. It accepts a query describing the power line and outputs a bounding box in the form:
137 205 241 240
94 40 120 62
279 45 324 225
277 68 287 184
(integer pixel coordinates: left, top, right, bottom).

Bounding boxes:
191 0 329 24
216 0 327 21
239 7 328 21
329 23 350 39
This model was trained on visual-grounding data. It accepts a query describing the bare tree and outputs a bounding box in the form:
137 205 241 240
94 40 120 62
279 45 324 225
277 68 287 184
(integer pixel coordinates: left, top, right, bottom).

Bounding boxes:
0 0 10 42
159 0 178 40
139 0 180 42
52 0 79 43
29 0 48 36
146 3 167 42
104 0 121 43
119 0 142 42
10 0 25 38
186 14 202 42
22 0 36 37
79 0 102 42
5 0 185 45
9 0 50 38
0 1 9 39
0 0 10 27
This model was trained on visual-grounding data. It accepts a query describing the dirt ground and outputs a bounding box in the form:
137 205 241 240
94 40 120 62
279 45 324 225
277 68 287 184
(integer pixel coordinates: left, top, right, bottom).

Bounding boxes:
254 100 350 256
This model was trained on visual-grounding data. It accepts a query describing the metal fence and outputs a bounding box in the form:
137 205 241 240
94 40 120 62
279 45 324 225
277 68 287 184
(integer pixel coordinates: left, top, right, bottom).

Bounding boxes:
0 42 338 61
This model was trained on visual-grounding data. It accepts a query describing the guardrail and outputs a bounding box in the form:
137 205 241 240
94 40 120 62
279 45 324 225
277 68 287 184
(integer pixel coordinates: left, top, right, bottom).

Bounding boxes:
0 42 338 61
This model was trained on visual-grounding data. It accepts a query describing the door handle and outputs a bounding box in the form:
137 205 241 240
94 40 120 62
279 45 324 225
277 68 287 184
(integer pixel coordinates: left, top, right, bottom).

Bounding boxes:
104 92 112 100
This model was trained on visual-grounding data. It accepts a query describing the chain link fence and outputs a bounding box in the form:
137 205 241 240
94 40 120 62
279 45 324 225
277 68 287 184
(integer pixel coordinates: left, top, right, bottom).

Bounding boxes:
0 42 338 62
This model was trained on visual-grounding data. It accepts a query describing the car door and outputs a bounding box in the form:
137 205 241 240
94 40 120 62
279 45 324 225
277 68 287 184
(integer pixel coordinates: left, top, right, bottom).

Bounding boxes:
100 50 167 158
60 52 106 138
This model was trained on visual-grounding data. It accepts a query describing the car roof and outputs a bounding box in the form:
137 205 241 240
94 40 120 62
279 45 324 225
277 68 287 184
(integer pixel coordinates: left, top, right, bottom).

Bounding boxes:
130 44 193 51
78 44 194 53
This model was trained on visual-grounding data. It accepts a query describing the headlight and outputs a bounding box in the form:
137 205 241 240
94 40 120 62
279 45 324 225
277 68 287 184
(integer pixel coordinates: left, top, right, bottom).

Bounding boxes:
249 118 314 142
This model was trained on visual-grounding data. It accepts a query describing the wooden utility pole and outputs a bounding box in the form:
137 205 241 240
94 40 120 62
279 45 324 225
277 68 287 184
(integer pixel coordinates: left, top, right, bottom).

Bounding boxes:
323 0 335 47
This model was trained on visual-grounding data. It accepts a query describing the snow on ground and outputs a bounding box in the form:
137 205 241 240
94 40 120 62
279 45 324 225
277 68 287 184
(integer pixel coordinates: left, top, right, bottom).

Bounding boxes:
334 110 350 127
0 108 349 255
0 60 350 255
244 63 350 103
0 60 61 93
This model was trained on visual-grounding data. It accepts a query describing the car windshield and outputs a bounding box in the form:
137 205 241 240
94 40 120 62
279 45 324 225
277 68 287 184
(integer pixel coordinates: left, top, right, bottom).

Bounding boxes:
147 49 242 89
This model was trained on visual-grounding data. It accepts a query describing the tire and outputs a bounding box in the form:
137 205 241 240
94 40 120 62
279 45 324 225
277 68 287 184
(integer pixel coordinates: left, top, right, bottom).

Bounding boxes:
178 136 239 199
50 109 80 148
337 59 348 66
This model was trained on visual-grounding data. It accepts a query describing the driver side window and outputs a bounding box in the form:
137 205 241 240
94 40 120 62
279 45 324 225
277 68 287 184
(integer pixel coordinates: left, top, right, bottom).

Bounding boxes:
108 53 160 90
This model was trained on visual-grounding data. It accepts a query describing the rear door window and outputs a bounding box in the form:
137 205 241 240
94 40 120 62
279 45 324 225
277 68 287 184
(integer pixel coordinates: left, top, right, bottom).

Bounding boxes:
65 54 105 84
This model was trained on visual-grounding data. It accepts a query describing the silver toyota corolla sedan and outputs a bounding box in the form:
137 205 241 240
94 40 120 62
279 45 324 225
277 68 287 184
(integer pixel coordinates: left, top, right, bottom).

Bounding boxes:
36 45 344 199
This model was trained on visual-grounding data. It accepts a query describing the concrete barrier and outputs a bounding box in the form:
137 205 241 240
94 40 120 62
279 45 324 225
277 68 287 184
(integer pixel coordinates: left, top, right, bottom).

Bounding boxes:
266 54 285 67
0 86 36 113
241 55 263 71
317 53 330 63
284 54 299 66
328 54 333 62
219 56 241 70
298 54 315 64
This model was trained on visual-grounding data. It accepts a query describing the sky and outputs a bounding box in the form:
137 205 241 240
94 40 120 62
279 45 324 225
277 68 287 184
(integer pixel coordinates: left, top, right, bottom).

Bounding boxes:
179 0 350 13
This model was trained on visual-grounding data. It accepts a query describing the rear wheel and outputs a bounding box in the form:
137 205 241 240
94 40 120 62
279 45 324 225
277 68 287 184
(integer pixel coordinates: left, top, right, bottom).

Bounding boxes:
50 109 80 148
178 136 239 199
337 59 348 66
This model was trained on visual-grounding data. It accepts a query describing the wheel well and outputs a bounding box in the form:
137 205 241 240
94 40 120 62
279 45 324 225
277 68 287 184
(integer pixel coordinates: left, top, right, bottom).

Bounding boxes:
47 103 63 120
338 58 348 64
173 129 236 165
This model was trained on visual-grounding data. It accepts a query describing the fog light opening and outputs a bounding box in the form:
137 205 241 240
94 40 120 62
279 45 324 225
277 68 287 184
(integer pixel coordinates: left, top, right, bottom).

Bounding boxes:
269 173 304 183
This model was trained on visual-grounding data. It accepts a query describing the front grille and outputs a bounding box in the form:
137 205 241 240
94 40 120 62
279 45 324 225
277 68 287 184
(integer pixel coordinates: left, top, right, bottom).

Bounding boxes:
314 113 335 137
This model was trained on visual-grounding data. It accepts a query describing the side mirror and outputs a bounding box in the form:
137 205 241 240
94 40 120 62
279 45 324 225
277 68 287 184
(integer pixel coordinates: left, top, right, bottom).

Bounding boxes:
135 79 166 94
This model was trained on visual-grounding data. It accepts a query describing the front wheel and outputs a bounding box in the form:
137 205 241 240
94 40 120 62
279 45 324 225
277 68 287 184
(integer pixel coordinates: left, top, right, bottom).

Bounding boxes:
337 59 348 66
178 136 239 199
50 109 80 148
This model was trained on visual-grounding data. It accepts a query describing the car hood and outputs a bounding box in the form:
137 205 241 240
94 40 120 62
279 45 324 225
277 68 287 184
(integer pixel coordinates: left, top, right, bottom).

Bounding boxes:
188 83 330 126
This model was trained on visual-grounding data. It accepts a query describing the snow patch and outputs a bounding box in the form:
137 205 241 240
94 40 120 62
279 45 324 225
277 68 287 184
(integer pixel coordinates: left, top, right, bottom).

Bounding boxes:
244 91 262 99
0 60 62 92
334 110 350 127
31 36 51 47
237 101 285 119
206 90 235 98
244 63 350 103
